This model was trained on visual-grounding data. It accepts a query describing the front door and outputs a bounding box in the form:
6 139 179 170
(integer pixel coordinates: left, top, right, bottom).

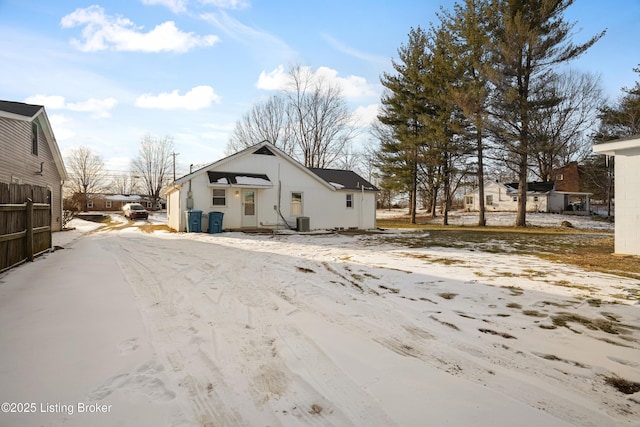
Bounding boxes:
241 190 257 227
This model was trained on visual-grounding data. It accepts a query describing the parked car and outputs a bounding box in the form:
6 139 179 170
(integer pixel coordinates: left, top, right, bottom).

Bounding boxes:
123 203 149 220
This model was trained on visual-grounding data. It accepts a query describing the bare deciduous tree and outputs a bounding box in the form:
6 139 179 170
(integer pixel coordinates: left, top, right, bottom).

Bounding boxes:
65 146 106 211
227 65 357 168
227 95 295 156
132 134 174 210
530 70 604 181
108 172 142 195
286 65 357 168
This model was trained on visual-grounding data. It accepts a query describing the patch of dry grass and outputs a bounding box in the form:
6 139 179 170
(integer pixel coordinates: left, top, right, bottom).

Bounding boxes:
376 219 640 280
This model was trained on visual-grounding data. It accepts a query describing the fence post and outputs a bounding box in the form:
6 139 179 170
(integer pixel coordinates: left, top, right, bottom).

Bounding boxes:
26 198 34 262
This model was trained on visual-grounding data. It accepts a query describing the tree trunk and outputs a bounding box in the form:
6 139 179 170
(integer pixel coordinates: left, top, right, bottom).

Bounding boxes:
516 153 528 227
476 124 486 226
410 157 418 224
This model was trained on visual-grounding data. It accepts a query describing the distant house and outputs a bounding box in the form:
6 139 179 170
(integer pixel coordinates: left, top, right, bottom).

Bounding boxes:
464 180 592 214
0 100 67 231
552 161 588 193
84 194 165 212
593 136 640 256
165 141 378 232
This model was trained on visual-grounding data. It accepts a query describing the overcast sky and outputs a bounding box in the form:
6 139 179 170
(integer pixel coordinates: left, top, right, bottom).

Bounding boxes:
1 0 638 178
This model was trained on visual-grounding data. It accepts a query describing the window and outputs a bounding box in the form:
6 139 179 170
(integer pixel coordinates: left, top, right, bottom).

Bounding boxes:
465 196 473 205
146 202 152 208
556 174 564 181
31 123 38 155
106 200 112 209
533 196 539 202
346 193 354 208
485 195 493 206
291 192 303 216
512 196 518 202
87 201 94 208
212 189 226 206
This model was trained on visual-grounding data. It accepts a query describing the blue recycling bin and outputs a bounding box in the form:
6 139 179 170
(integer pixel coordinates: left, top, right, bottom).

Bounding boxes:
208 211 224 234
185 210 202 232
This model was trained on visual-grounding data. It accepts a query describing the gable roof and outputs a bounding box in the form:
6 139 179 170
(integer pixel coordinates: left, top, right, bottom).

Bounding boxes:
173 141 333 190
308 168 378 191
504 181 555 193
0 99 68 181
0 100 43 118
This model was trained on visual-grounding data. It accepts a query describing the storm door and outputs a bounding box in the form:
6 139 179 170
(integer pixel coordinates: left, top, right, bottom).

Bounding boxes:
241 190 257 227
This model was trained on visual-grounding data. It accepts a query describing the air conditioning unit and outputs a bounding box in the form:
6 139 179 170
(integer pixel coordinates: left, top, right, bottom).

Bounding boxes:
296 216 310 232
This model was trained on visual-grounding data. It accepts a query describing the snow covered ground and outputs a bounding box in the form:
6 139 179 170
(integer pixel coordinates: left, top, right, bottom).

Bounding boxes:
0 212 638 427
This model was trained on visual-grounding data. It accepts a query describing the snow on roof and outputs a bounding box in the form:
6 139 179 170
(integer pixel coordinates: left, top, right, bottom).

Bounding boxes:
207 171 272 187
235 176 272 186
105 194 142 202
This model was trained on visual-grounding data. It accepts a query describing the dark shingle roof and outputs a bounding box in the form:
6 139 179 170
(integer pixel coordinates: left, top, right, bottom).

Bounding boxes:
308 168 378 191
0 100 43 118
504 181 555 193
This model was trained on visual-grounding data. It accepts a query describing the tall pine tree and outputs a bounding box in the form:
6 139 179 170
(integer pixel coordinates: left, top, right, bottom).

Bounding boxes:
487 0 604 227
378 27 432 224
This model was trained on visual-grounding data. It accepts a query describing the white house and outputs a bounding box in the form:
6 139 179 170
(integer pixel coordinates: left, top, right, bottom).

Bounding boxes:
165 141 378 232
464 180 591 214
593 135 640 256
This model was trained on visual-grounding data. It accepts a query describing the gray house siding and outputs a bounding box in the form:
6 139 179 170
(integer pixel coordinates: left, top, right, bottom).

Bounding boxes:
0 115 65 231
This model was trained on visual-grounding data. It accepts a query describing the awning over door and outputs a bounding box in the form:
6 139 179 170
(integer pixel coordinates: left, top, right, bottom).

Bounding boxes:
207 171 272 187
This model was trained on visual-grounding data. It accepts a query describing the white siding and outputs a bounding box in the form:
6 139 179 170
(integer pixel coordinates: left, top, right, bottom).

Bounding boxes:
614 147 640 255
167 146 377 231
593 138 640 255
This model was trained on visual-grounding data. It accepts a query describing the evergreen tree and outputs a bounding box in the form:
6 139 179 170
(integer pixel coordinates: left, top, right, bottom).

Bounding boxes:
598 65 640 139
422 22 473 225
439 0 492 226
378 27 432 224
487 0 604 227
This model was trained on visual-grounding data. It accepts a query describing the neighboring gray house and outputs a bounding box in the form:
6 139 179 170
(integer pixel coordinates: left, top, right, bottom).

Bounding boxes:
593 135 640 256
165 141 378 232
464 180 592 214
0 100 67 231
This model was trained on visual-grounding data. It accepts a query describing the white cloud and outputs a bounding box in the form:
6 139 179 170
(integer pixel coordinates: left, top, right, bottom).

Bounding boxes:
24 95 118 119
256 65 377 99
199 11 295 61
135 85 221 110
353 104 380 127
256 65 288 91
199 0 250 9
48 114 76 141
321 33 389 67
141 0 188 13
60 5 219 53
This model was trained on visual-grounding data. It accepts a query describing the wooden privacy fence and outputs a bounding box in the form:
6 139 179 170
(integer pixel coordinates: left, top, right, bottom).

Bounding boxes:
0 182 52 272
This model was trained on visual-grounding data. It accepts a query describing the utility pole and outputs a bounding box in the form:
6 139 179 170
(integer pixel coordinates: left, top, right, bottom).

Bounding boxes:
171 152 179 182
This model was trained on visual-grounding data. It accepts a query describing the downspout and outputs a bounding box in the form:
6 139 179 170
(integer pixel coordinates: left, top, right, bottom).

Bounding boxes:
275 164 294 229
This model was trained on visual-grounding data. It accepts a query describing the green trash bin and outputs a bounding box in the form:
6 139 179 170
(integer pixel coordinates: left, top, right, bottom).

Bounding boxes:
208 211 224 234
186 210 202 232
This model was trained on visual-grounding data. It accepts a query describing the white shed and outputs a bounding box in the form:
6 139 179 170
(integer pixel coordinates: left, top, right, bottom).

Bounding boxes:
165 141 378 232
593 136 640 256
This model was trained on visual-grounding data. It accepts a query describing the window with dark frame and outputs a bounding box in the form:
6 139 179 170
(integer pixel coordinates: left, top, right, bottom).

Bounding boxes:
212 189 226 206
486 195 493 206
346 193 354 208
31 122 38 155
